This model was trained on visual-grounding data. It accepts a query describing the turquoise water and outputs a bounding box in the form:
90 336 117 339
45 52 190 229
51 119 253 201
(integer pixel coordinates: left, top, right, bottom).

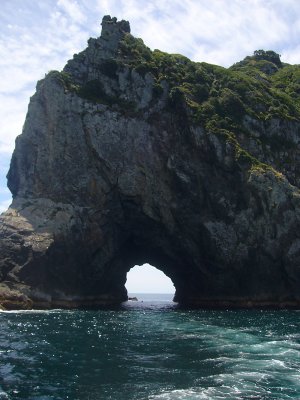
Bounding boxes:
0 293 300 399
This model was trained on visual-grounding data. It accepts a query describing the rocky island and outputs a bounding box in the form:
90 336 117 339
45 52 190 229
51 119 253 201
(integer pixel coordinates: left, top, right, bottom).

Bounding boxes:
0 16 300 309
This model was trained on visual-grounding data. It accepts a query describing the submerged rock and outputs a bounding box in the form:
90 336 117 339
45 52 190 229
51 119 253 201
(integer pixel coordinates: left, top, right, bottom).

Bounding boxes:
1 16 300 309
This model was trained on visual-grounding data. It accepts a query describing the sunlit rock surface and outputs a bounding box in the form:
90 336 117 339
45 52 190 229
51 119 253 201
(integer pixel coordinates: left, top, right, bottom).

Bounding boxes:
1 16 300 309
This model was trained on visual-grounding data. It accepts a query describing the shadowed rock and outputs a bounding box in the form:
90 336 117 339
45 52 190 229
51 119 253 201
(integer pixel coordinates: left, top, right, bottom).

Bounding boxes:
1 16 300 309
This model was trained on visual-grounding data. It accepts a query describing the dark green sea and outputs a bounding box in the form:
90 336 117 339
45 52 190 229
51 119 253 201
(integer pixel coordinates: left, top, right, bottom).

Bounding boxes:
0 293 300 399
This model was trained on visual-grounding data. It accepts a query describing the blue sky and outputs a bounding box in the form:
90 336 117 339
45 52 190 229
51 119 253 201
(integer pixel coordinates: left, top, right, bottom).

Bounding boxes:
1 0 300 292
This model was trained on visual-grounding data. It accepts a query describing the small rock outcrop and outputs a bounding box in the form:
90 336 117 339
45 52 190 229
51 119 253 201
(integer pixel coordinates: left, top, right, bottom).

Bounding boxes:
1 16 300 309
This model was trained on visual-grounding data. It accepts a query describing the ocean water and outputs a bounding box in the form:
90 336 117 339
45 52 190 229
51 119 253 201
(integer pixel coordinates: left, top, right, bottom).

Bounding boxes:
0 293 300 400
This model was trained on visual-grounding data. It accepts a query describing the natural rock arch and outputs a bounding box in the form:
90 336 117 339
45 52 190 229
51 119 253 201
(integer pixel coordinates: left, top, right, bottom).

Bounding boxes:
0 16 300 309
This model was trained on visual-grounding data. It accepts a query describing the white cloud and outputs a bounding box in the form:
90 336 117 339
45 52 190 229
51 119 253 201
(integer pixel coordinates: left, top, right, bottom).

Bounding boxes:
0 198 11 214
116 0 291 66
0 1 96 156
0 186 10 194
283 45 300 65
57 0 86 23
0 92 31 154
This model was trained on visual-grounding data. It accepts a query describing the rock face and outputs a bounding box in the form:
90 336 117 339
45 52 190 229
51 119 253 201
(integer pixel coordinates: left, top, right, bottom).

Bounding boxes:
1 16 300 309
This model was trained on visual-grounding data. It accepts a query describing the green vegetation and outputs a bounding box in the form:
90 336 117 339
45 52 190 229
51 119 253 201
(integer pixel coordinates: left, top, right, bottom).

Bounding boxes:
50 72 136 112
249 50 282 67
118 37 300 123
99 59 119 79
54 41 300 125
77 79 136 111
49 70 80 92
118 38 300 175
50 38 300 177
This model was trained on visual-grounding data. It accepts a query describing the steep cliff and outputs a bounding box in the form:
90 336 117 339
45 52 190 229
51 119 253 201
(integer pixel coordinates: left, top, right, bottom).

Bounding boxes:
1 16 300 309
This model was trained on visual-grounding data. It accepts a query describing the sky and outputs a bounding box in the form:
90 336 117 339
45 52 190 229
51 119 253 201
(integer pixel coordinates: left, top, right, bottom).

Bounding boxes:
1 0 300 292
126 264 175 294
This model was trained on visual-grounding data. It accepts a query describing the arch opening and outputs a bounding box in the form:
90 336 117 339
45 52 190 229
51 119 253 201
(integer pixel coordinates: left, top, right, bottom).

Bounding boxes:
111 236 197 305
125 263 175 298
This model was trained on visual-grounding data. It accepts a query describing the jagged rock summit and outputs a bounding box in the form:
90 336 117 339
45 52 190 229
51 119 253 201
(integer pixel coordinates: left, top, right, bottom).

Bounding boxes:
1 16 300 309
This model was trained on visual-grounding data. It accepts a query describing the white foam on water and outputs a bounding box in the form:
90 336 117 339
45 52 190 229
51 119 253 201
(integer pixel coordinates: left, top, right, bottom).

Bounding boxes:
149 384 271 400
0 389 10 400
149 388 211 399
0 309 61 314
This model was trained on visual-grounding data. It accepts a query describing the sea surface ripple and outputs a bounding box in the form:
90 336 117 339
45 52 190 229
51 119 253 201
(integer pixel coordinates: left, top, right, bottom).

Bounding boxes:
0 294 299 399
